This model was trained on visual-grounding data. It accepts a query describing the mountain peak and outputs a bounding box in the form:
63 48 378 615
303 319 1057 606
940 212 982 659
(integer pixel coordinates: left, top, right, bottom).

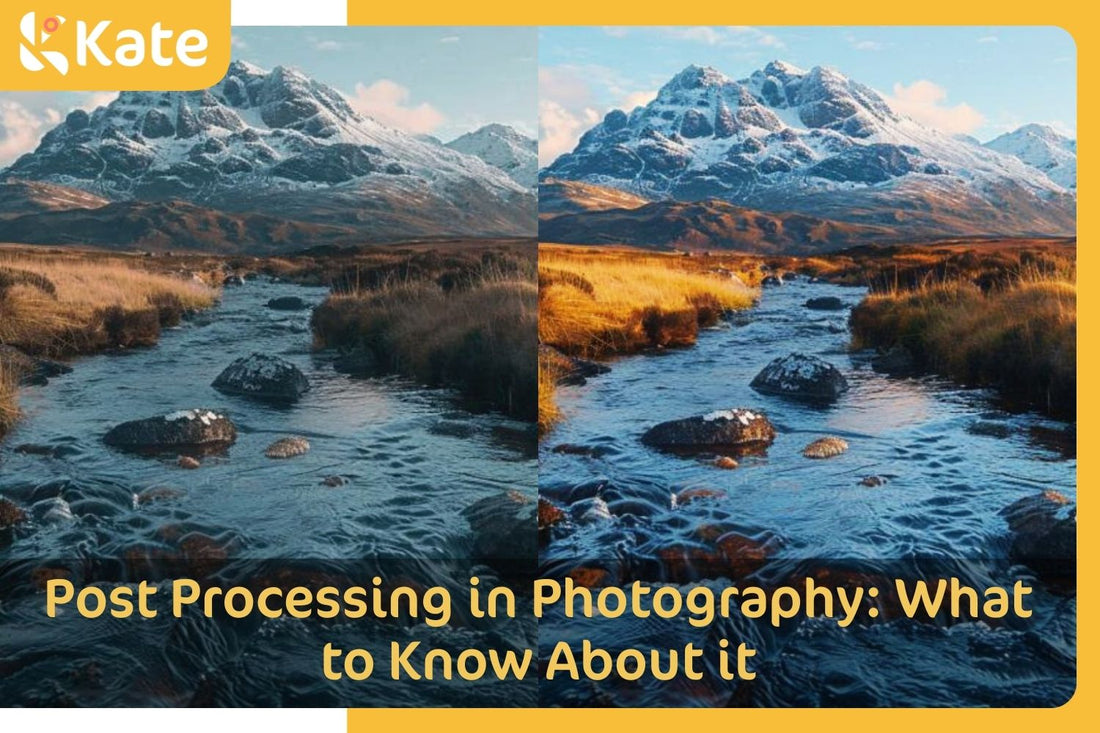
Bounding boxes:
446 124 537 188
762 60 807 77
667 64 735 91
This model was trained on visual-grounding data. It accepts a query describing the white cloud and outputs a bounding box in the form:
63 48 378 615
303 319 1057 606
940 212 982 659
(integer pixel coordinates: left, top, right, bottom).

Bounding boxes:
231 35 248 50
77 92 118 112
348 80 445 135
978 35 999 43
886 80 985 135
538 65 658 167
0 101 57 166
439 36 460 44
650 26 785 49
538 99 600 167
314 40 342 52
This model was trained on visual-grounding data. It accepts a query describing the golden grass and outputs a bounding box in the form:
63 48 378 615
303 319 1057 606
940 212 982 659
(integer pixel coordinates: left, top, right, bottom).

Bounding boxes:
851 268 1076 418
539 245 757 357
312 251 538 420
0 249 218 439
538 245 758 435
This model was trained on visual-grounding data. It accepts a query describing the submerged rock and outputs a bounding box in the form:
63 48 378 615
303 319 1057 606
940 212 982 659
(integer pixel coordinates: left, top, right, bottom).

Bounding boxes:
642 408 776 454
750 353 848 402
332 346 378 377
320 475 348 487
871 346 917 376
0 497 28 528
135 486 184 506
104 409 237 453
212 353 310 402
223 274 245 286
0 344 72 386
1000 490 1075 581
804 296 845 311
762 275 783 287
266 296 309 311
264 436 310 459
802 436 849 458
714 456 739 470
859 475 887 487
539 345 610 386
463 491 536 578
177 456 201 469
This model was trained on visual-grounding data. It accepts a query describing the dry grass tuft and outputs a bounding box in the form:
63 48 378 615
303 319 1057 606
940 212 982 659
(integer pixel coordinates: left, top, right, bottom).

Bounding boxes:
851 265 1076 418
311 245 538 420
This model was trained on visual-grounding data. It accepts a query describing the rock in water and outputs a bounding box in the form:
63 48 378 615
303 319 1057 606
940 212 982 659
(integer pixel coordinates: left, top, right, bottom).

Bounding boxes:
212 353 310 402
104 410 237 453
804 296 845 311
266 296 309 311
714 456 739 469
265 436 310 459
464 492 536 579
871 346 917 376
762 275 783 287
0 498 28 528
802 437 849 458
859 475 887 487
1000 491 1075 581
177 455 201 469
750 353 848 402
642 409 776 454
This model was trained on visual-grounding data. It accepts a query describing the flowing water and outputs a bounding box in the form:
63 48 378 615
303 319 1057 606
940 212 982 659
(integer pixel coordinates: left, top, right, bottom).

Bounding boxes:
0 278 537 707
538 277 1076 707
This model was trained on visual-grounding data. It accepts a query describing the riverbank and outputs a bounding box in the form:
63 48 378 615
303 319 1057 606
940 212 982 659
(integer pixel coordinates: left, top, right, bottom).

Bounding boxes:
851 268 1076 419
310 242 538 421
538 245 758 435
0 248 219 440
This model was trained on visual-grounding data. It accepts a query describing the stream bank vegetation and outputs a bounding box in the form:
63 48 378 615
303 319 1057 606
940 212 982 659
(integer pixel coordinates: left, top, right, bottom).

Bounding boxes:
309 241 538 422
0 245 219 440
849 240 1076 419
538 244 759 435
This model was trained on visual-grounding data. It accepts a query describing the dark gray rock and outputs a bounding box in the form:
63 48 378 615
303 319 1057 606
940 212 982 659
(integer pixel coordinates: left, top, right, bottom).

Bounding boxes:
804 296 845 311
332 346 378 377
642 408 776 454
871 345 917 376
265 296 309 311
751 353 849 402
104 409 237 452
212 353 310 402
1000 491 1075 581
463 492 536 579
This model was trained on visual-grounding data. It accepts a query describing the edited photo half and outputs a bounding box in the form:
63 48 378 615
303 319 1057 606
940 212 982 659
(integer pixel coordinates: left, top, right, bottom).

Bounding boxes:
537 26 1075 707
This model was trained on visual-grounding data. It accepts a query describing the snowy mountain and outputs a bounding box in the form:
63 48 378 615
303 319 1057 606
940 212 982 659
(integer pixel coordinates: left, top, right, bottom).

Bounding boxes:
985 124 1076 190
542 62 1075 240
2 61 535 243
446 124 537 189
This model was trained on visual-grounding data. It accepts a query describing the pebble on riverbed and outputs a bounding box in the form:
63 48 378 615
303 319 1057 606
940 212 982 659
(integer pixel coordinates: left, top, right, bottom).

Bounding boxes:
802 436 849 458
177 456 200 469
264 436 310 459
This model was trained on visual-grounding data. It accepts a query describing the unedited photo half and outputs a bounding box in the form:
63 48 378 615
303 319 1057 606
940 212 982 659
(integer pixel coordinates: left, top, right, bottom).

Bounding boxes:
536 26 1075 707
0 27 537 707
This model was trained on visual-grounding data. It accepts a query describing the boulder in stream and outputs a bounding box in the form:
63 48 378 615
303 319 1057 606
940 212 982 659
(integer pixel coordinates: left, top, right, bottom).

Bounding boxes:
1000 490 1076 581
750 353 848 402
266 296 309 311
264 436 310 459
804 296 845 311
104 409 237 453
463 491 536 579
212 353 310 402
642 408 776 455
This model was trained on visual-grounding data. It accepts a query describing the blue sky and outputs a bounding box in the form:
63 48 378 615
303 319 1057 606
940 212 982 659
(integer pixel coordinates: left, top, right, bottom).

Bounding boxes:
539 26 1077 165
1 27 536 166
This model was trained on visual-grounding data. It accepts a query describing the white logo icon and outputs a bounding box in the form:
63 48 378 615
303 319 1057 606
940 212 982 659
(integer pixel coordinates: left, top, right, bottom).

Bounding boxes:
19 12 69 75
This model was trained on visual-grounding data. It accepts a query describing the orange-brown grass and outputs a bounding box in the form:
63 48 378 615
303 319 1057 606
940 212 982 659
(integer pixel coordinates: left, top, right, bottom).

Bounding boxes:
312 246 538 420
539 245 757 357
0 362 17 438
851 266 1076 418
538 245 757 435
0 251 217 355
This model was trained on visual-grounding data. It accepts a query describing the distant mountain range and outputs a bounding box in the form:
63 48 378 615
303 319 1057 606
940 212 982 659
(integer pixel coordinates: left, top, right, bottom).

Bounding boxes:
0 61 536 252
446 123 537 189
540 61 1075 252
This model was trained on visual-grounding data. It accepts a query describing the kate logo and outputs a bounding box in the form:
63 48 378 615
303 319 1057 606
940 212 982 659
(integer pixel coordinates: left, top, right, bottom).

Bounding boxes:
18 11 69 75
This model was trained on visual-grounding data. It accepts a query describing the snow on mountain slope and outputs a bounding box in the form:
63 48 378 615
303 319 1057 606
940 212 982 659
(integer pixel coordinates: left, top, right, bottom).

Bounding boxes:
985 124 1076 190
3 61 534 239
542 62 1074 239
446 124 537 189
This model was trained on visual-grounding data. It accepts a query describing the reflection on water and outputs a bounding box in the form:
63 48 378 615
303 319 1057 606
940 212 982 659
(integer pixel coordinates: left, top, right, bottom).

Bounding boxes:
539 277 1076 707
0 278 536 707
